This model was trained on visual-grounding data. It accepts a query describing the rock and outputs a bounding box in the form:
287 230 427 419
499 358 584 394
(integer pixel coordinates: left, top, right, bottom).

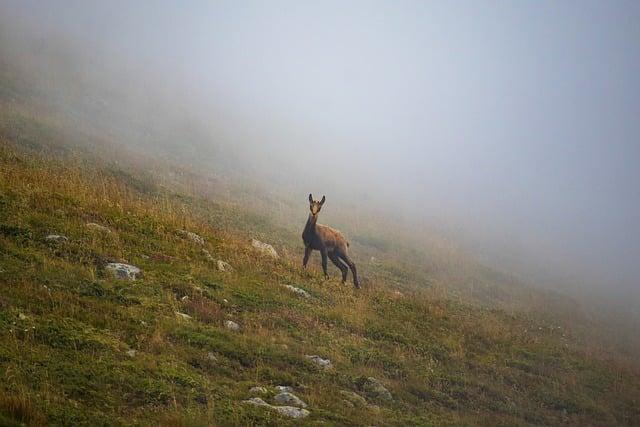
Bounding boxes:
339 390 368 407
175 312 192 320
249 386 268 395
207 352 218 361
86 223 111 233
274 385 293 393
17 313 27 320
357 377 392 401
305 355 332 370
178 230 204 245
251 239 278 258
243 398 310 419
224 320 240 331
273 392 308 408
202 249 215 261
217 260 233 272
45 234 68 242
282 284 310 298
105 263 141 280
126 349 136 357
273 406 310 419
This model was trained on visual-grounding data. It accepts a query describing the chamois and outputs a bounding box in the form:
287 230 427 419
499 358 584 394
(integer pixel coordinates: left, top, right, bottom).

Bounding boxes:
302 194 359 288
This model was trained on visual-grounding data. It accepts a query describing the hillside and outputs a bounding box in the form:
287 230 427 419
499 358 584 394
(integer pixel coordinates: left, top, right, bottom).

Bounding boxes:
1 121 640 426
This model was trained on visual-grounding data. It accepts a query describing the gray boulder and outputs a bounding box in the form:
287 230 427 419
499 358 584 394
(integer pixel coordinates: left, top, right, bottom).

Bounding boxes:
243 398 309 419
251 239 278 258
105 263 141 280
224 320 240 331
273 392 308 408
305 355 332 370
358 377 392 401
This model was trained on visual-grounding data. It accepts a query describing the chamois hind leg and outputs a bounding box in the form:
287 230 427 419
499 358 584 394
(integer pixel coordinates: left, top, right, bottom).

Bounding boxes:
338 252 359 288
328 251 348 283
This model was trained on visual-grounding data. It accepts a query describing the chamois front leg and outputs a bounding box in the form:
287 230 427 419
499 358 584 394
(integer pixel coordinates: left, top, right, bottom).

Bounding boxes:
320 248 329 279
302 246 312 268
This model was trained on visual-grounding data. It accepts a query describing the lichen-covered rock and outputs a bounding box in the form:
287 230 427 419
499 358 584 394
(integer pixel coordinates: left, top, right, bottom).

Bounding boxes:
224 320 240 331
86 223 111 233
282 284 310 298
217 260 233 272
305 355 332 370
105 263 140 280
273 392 308 408
177 230 205 245
357 377 393 401
251 239 278 258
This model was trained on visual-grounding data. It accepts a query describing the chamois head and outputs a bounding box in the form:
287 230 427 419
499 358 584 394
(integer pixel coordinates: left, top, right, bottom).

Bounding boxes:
308 194 325 216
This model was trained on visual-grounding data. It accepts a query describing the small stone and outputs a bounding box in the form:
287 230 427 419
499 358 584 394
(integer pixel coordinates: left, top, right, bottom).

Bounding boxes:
105 263 141 280
217 260 234 272
86 223 111 233
224 320 240 331
178 230 205 245
282 284 310 298
207 352 217 361
175 312 192 320
17 313 27 321
45 234 68 242
126 349 136 357
305 355 332 370
251 239 278 258
274 386 293 393
273 392 307 408
249 386 268 395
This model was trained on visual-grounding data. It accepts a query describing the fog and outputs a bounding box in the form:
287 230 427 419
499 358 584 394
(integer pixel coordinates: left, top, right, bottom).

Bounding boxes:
1 1 639 300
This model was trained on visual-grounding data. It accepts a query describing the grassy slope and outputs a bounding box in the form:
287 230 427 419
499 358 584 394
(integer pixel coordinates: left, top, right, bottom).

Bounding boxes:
0 125 639 427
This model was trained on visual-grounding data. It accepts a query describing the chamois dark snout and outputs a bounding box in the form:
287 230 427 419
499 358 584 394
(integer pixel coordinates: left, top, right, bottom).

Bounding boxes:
302 194 359 288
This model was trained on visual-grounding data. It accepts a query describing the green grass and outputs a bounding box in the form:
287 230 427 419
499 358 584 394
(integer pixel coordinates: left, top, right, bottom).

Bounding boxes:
1 139 639 426
0 75 638 427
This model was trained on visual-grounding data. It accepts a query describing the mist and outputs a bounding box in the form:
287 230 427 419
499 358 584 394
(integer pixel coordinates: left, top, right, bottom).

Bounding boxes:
1 0 639 300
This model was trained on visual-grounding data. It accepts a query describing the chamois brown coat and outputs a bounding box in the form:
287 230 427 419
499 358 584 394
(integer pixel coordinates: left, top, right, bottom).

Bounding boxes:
302 194 359 288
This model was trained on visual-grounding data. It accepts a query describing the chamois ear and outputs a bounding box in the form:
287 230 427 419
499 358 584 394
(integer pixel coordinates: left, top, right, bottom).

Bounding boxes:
309 194 313 203
320 195 325 205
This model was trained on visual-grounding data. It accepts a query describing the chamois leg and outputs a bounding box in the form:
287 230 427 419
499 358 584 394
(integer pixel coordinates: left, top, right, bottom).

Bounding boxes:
302 246 312 268
328 251 348 283
338 252 359 288
320 248 329 279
